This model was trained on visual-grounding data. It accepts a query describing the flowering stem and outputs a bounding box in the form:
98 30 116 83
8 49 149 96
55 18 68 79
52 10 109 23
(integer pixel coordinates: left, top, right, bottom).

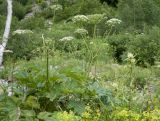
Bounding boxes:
46 48 49 90
82 37 93 75
93 24 97 38
147 81 154 118
103 25 113 38
128 63 134 121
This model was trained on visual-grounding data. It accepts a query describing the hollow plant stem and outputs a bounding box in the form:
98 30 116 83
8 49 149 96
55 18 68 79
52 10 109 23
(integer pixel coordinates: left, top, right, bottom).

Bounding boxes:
46 49 49 90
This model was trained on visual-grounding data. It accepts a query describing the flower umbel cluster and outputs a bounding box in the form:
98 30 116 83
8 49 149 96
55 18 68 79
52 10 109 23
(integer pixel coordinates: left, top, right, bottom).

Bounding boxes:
59 36 74 42
106 18 122 26
74 28 88 35
72 15 89 25
13 29 33 35
127 52 136 63
50 4 62 11
87 14 105 24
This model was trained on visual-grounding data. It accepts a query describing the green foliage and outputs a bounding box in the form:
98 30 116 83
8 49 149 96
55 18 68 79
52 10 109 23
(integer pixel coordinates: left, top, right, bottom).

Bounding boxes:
0 15 6 36
106 26 160 66
0 56 114 120
0 0 7 16
118 0 160 30
1 0 160 121
13 1 27 20
55 38 82 53
78 0 106 14
19 17 45 30
38 111 81 121
0 15 19 38
0 0 30 20
1 52 160 121
52 0 108 22
16 0 35 5
107 34 133 63
128 27 160 66
46 22 76 39
6 32 43 60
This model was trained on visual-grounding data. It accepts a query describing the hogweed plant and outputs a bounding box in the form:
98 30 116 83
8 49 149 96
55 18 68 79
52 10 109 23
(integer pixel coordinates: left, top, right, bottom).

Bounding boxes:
104 18 122 37
72 17 90 74
42 35 53 90
50 4 63 22
58 36 76 56
87 14 105 38
74 28 88 39
50 4 63 11
72 15 89 28
74 32 95 76
74 30 91 74
145 81 155 120
59 36 74 42
72 15 122 79
126 53 136 113
12 29 33 35
72 14 105 76
106 18 122 26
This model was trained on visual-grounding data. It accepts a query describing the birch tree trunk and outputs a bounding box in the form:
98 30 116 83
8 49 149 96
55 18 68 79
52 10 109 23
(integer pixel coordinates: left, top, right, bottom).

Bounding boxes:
0 0 13 66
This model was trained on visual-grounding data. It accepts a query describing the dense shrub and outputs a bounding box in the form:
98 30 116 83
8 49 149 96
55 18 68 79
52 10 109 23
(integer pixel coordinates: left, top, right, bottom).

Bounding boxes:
6 32 43 60
40 8 55 19
13 1 27 20
128 27 160 66
52 2 81 21
118 0 160 30
19 17 45 30
55 0 108 22
100 0 118 7
0 0 28 20
0 15 19 37
0 0 7 15
55 38 83 53
42 22 76 40
107 26 160 66
1 1 160 121
78 0 106 14
12 0 35 6
107 34 133 63
0 15 6 36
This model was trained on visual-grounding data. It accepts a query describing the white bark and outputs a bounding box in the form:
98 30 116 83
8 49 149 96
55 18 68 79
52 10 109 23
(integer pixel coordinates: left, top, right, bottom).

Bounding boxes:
0 0 13 66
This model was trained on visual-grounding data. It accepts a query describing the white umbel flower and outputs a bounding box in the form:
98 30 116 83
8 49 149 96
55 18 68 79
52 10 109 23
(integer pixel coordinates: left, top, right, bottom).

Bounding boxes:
7 87 13 96
4 50 13 53
111 82 118 88
72 15 89 24
13 29 33 35
89 41 94 45
106 18 122 26
87 14 105 24
59 36 74 42
50 4 62 11
74 28 88 35
127 53 134 59
0 80 13 96
127 52 136 63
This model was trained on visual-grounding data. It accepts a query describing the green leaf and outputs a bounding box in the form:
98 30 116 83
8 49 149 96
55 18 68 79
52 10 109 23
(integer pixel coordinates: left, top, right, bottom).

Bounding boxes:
88 81 109 97
46 84 62 101
25 96 40 109
68 100 85 114
37 112 53 121
59 68 85 82
21 110 36 117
